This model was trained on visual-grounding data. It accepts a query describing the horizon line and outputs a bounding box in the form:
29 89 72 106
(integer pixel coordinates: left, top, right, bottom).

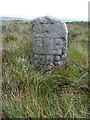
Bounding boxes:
0 16 88 22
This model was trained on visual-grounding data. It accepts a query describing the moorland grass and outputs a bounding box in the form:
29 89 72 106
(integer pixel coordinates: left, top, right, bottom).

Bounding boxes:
1 21 89 118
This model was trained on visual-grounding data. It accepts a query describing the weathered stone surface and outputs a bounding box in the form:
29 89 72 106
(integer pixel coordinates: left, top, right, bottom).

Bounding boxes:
30 16 68 66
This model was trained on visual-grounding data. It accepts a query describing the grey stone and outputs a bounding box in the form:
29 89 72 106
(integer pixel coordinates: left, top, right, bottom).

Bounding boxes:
54 60 65 66
52 49 62 55
34 54 39 59
54 56 60 62
30 16 68 66
47 55 53 61
55 39 63 45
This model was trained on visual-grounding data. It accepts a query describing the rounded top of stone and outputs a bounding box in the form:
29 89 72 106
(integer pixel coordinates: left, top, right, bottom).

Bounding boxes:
32 16 64 23
32 16 68 35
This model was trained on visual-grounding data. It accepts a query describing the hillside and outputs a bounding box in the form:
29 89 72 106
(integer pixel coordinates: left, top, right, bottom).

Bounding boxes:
0 17 88 22
1 20 89 118
0 17 30 21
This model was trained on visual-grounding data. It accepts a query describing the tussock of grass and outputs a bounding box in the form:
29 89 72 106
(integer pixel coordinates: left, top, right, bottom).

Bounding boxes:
2 21 89 118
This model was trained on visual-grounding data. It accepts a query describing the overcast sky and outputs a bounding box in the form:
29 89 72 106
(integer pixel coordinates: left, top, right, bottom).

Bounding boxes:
0 0 89 20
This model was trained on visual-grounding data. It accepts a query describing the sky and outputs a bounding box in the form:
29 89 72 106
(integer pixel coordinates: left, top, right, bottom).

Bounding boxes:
0 0 89 21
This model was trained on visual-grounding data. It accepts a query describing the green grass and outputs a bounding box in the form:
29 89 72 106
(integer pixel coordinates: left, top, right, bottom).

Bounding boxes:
1 21 89 118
